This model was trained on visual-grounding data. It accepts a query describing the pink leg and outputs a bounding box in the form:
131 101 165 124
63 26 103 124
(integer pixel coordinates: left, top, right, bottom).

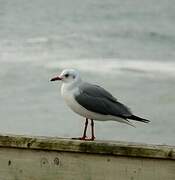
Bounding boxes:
80 118 88 140
90 119 95 141
79 119 95 141
72 118 88 140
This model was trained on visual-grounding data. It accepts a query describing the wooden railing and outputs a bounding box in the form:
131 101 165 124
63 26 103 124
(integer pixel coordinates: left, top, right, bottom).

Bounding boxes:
0 134 174 180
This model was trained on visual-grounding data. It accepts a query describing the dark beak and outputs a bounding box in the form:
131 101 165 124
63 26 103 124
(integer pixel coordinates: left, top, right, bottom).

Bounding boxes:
50 76 62 81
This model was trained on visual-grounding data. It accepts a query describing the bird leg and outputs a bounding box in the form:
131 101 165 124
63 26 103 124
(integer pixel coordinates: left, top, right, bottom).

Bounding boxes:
90 119 95 141
80 118 88 140
72 118 95 141
72 118 88 140
79 119 95 141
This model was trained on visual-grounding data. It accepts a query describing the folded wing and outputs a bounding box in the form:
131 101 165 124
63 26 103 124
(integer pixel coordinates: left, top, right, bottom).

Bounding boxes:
75 83 132 118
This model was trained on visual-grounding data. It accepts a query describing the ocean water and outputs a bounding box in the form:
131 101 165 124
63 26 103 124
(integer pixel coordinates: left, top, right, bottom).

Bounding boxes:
0 0 175 145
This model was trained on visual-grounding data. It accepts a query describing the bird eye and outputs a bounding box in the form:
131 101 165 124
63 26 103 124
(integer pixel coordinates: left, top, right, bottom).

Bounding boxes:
65 74 69 78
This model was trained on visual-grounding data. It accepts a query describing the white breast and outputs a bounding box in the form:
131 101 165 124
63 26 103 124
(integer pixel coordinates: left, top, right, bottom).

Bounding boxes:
61 85 91 118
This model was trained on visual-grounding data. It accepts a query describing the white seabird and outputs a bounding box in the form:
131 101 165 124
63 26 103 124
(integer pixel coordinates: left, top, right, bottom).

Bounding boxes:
50 69 149 141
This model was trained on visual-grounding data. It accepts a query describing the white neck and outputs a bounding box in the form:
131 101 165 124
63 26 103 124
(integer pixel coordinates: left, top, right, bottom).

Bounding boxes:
61 76 82 95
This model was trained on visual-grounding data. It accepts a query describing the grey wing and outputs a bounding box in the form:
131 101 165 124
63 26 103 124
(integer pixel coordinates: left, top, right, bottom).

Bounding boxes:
75 83 132 118
79 83 118 102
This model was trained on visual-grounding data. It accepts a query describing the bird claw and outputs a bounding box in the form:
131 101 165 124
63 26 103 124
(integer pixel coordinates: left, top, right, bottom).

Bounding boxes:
72 136 95 141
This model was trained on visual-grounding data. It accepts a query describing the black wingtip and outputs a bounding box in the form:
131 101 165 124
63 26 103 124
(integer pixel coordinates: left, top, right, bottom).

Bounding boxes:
128 115 150 123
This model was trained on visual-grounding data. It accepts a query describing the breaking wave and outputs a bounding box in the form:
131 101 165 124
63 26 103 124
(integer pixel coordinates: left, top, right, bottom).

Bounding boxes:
46 59 175 77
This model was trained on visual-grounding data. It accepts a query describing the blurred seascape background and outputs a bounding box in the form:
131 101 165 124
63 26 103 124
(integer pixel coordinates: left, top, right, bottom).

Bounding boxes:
0 0 175 145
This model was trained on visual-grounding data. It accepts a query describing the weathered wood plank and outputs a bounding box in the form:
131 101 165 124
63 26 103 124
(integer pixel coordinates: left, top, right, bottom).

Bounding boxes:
0 134 174 180
0 134 174 159
0 147 174 180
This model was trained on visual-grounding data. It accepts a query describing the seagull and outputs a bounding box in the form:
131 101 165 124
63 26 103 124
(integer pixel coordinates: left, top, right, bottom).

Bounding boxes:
50 69 150 141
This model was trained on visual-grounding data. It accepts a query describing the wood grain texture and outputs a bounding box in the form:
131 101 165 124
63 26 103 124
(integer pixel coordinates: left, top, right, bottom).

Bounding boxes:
0 134 174 179
0 134 174 159
0 147 174 180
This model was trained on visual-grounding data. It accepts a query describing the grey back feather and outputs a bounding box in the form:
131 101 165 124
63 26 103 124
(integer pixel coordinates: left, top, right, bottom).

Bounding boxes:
75 82 132 118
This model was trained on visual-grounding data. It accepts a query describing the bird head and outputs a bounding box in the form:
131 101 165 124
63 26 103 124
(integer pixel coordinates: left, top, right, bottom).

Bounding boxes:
50 69 81 84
